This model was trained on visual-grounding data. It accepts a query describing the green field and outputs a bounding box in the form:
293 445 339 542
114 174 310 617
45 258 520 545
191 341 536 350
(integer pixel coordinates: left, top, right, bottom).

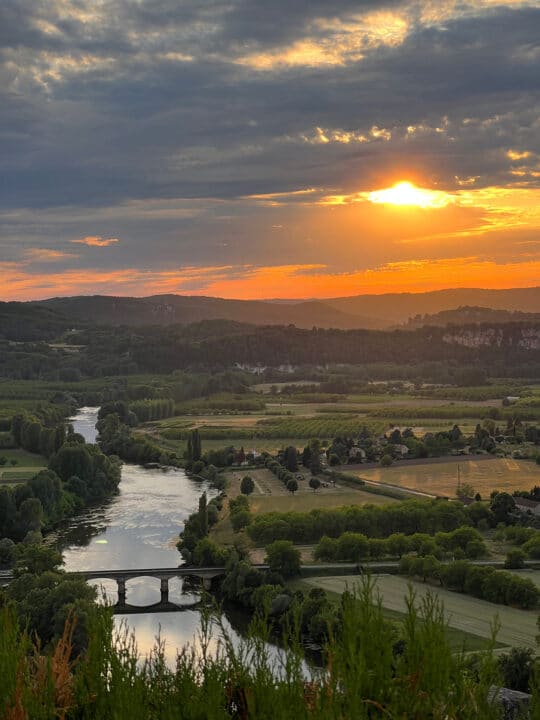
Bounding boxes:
302 574 537 649
140 379 537 464
352 457 539 497
0 448 46 483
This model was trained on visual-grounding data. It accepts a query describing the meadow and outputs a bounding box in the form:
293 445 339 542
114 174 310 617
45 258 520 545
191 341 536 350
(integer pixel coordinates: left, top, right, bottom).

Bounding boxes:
301 574 538 649
0 448 47 483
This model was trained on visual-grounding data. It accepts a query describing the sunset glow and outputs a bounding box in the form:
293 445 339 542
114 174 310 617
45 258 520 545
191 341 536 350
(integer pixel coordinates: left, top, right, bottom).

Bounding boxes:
367 182 453 209
1 1 539 301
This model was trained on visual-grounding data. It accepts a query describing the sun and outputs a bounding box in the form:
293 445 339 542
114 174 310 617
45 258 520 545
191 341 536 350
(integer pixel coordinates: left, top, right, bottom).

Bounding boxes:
367 181 452 208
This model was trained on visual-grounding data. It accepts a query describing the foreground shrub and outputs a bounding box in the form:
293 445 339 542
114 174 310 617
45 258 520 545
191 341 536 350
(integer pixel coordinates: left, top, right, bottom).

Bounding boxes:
0 580 510 719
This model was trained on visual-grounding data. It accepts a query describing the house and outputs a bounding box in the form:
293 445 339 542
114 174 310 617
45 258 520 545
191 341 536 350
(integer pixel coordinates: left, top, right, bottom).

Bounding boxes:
234 362 266 375
514 497 540 516
349 446 366 461
392 444 410 457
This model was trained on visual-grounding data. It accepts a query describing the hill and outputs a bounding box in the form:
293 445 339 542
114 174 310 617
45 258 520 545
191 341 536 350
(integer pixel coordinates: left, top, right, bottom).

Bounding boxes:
1 287 539 337
404 306 540 329
0 302 73 341
326 287 540 326
35 294 381 330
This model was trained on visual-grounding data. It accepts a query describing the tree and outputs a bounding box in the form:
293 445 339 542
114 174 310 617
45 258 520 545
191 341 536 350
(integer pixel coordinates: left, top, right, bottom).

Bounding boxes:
455 482 474 499
464 539 487 559
17 498 44 534
490 492 516 524
499 647 535 692
386 533 411 559
198 492 208 537
28 470 62 518
8 554 95 652
186 429 202 462
380 454 393 467
309 477 321 492
419 555 441 583
240 476 255 496
50 444 93 483
231 510 251 533
284 446 298 472
0 537 15 566
337 532 369 562
305 438 322 475
504 549 526 569
14 543 63 577
369 538 387 560
193 538 229 567
441 560 470 592
265 540 301 578
286 479 298 495
522 535 540 559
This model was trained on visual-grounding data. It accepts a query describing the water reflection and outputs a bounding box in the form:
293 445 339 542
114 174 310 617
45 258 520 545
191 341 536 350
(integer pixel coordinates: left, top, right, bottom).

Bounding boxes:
58 407 227 664
60 408 308 673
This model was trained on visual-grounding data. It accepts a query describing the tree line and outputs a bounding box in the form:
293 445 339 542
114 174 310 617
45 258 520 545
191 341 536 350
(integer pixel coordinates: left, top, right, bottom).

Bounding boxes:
399 556 539 609
0 433 121 546
3 318 540 379
247 499 490 546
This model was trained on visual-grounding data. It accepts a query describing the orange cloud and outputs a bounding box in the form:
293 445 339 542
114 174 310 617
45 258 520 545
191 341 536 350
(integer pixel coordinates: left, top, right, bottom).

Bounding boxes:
24 248 78 261
2 257 540 302
191 258 540 299
71 235 119 247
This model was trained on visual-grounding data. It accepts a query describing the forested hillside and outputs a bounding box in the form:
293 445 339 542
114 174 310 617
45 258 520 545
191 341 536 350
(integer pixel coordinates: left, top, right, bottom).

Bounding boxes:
2 319 540 380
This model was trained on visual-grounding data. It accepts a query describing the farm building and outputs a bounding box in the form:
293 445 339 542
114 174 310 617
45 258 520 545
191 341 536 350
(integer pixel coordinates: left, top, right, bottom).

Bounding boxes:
514 497 540 516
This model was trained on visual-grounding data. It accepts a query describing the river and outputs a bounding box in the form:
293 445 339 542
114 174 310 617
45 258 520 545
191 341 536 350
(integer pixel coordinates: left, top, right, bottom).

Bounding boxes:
57 407 237 665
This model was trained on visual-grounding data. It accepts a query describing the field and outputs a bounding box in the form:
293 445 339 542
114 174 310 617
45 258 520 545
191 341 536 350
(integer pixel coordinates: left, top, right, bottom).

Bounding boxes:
144 380 540 462
210 468 398 546
0 448 46 483
301 574 538 650
351 457 540 497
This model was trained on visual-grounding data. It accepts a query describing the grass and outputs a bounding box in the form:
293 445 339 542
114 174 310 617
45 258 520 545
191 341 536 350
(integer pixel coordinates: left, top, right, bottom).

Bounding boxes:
210 468 398 547
507 569 540 588
351 457 540 497
250 490 396 513
0 584 512 719
0 448 48 467
0 449 46 483
301 574 536 649
289 579 497 653
0 470 39 484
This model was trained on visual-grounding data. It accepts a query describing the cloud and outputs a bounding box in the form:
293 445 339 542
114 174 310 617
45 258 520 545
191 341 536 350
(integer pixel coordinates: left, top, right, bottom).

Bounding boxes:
3 256 540 302
0 1 539 299
24 248 78 261
70 236 120 247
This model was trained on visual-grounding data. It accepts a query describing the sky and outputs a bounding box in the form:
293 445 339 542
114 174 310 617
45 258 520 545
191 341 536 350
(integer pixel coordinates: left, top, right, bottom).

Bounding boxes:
1 0 539 301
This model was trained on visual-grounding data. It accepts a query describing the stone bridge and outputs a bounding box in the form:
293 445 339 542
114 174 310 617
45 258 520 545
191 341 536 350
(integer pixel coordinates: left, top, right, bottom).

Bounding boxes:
0 566 270 608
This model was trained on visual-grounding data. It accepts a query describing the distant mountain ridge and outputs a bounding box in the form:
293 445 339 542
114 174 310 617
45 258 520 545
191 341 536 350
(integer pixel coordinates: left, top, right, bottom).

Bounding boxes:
36 287 540 328
1 286 540 338
324 287 540 325
35 294 380 330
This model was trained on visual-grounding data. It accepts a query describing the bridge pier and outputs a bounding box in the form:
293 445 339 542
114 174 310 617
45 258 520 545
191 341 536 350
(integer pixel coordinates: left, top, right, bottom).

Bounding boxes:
202 576 212 591
117 578 126 607
160 577 169 603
